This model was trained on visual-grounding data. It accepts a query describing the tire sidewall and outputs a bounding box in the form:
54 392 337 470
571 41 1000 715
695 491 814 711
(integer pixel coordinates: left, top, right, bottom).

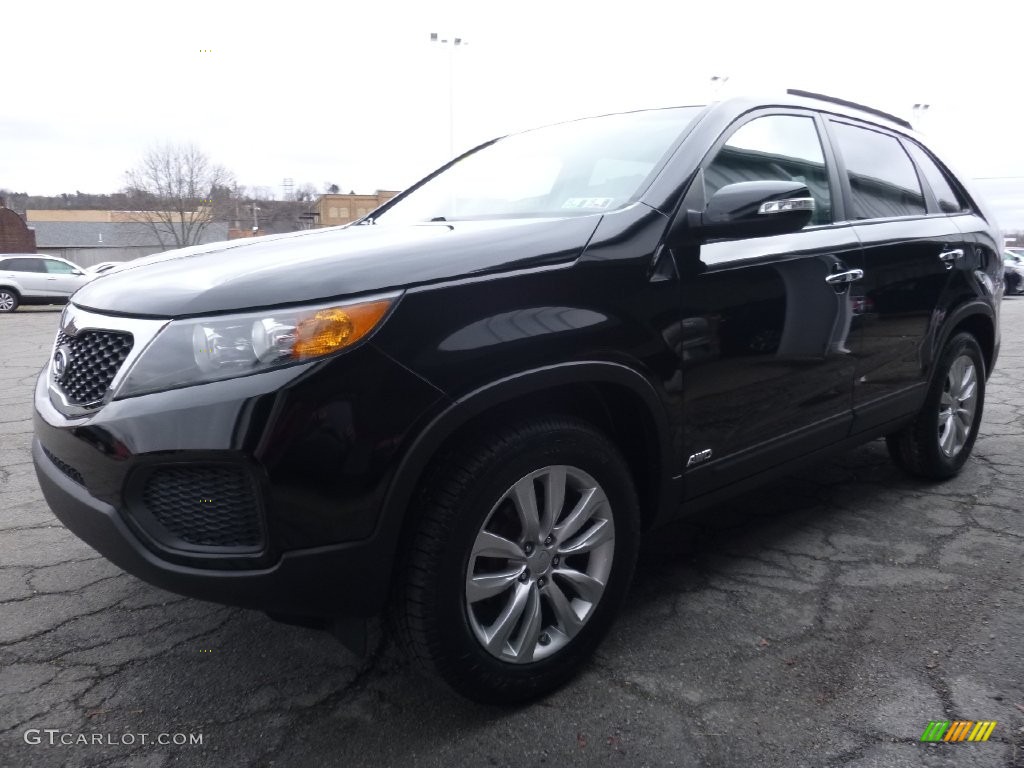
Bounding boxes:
430 423 639 699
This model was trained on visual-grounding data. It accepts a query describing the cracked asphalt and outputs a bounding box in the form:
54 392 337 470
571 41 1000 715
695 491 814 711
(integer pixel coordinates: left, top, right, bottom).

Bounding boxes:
1 300 1022 768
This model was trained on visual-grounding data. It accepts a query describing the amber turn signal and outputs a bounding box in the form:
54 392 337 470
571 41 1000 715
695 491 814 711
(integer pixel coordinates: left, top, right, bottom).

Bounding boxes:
291 299 393 359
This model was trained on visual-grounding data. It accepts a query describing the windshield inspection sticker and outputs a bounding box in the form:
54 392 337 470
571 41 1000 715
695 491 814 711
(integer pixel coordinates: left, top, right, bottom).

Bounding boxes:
562 197 614 210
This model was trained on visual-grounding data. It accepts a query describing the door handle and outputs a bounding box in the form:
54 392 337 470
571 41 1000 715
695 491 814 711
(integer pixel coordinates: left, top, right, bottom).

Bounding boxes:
824 269 864 285
46 277 58 280
938 249 963 270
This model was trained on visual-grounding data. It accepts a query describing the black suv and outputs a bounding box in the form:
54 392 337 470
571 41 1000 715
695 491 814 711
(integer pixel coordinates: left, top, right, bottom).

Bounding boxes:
33 91 1002 703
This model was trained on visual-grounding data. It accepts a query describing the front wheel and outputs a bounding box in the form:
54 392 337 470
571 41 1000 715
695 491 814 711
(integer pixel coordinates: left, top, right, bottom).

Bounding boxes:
887 332 985 479
394 416 640 703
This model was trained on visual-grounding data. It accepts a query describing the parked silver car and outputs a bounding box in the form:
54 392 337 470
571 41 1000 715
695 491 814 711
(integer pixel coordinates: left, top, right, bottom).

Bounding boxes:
1005 251 1024 295
0 254 92 312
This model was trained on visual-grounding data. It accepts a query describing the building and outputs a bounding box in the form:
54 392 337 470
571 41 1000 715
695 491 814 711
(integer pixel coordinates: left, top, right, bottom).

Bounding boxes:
0 199 36 252
313 190 399 228
26 210 229 268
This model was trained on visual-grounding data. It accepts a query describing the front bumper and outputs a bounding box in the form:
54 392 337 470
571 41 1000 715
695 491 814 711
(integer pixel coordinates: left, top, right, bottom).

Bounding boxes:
32 340 446 617
34 437 390 616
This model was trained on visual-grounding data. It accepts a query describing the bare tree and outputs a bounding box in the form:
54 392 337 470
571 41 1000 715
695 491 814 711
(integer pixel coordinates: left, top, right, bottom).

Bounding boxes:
294 183 318 202
124 143 235 249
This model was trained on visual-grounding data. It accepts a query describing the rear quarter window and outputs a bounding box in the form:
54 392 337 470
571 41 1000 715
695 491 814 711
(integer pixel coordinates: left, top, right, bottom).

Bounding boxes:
904 141 969 214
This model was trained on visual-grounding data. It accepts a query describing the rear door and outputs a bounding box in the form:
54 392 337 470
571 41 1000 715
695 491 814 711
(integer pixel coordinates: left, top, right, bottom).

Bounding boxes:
680 110 861 498
5 257 49 296
825 119 968 432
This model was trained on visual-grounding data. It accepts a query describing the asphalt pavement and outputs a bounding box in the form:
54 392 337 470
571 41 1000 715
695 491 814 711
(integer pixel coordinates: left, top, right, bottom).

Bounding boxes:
1 300 1022 768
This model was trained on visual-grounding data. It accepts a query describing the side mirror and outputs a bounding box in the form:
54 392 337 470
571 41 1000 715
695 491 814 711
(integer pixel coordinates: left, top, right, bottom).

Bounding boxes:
694 180 814 240
72 269 85 276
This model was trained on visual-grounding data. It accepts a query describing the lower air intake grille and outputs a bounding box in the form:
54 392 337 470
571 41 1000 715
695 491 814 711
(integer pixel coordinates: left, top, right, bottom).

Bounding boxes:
55 330 134 405
139 465 263 550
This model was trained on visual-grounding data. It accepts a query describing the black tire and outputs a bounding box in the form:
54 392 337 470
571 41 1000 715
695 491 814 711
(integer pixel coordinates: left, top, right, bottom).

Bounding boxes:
394 416 640 704
886 332 985 480
0 288 19 313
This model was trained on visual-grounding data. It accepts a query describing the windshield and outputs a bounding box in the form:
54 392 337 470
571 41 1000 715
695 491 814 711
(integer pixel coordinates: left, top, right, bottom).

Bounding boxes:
375 107 703 224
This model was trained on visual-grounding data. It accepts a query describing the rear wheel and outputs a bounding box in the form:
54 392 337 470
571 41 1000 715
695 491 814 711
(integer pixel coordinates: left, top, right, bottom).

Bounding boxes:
886 332 985 479
0 288 19 313
394 416 640 703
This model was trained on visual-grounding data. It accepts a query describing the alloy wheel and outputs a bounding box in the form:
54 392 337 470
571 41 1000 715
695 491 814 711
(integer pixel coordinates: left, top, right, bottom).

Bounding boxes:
938 354 978 458
464 465 615 664
0 292 14 312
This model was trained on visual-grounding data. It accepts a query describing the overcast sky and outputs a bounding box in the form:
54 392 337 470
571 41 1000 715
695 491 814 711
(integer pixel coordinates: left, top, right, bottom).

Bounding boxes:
2 0 1022 227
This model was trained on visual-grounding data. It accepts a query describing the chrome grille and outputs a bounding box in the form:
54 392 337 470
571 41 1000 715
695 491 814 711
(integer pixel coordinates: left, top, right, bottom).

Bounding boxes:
54 330 134 405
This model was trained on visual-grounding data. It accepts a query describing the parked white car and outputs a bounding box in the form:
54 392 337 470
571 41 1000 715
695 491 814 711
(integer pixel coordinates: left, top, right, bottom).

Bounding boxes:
0 254 93 312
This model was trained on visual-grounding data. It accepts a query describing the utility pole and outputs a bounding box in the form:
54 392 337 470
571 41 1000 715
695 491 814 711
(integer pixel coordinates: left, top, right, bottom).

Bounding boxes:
251 203 260 235
429 32 467 159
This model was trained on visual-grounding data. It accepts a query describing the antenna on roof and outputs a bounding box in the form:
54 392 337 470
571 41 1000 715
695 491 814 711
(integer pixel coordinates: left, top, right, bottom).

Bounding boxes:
786 88 913 129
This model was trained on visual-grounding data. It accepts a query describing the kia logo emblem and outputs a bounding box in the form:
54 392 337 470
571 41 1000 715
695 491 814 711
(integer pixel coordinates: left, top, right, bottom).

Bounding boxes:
53 346 71 381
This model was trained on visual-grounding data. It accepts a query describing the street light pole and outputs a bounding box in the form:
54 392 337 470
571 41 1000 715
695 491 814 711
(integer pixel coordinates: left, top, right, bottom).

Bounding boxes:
430 32 466 159
912 103 930 131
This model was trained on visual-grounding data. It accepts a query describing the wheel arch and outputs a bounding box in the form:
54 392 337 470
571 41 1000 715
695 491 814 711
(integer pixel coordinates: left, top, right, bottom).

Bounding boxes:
376 362 680 596
935 301 996 378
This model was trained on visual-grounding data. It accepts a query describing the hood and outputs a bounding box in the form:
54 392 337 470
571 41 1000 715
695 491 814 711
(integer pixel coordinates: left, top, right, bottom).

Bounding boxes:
71 216 602 318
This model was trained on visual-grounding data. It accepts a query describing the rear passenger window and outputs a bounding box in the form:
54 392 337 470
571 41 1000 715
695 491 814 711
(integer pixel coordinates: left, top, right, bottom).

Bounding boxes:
831 122 925 219
7 258 44 272
904 141 968 214
704 114 832 225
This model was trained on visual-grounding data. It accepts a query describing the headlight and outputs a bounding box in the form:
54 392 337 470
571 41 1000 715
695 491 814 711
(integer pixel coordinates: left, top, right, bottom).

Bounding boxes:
115 293 398 398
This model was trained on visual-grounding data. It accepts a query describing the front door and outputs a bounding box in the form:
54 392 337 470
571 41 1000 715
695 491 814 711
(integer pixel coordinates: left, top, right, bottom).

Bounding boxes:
679 111 859 499
42 258 87 298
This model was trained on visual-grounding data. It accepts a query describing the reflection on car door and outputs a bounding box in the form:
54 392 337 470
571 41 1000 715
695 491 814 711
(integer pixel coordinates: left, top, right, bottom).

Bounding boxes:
826 120 968 432
679 112 859 499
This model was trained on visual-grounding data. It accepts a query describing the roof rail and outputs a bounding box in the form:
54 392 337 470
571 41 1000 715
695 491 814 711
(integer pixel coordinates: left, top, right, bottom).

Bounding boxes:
786 88 913 130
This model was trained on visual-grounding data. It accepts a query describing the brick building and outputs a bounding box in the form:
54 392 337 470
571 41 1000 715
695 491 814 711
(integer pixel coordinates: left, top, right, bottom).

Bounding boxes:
314 190 399 227
0 200 36 253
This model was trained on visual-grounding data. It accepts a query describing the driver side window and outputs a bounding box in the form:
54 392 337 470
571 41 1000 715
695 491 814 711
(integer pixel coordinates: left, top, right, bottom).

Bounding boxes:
705 114 832 226
44 260 76 274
